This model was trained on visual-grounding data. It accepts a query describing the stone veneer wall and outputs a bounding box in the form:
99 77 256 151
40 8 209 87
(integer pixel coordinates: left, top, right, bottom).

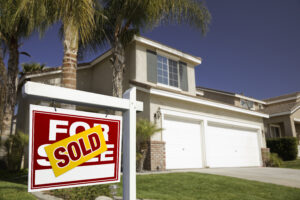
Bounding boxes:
261 148 270 167
144 141 166 171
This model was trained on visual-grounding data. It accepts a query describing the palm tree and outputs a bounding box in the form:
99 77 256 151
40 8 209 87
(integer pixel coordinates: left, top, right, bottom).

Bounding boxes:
136 119 162 171
89 0 211 98
18 0 97 90
53 0 96 89
21 62 45 74
0 0 47 143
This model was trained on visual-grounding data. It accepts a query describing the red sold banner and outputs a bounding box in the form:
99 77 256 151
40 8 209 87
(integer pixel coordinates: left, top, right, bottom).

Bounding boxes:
28 105 122 192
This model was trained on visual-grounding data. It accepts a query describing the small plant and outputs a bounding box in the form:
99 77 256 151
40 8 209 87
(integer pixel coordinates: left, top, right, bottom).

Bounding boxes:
266 153 283 167
4 130 29 171
136 119 162 172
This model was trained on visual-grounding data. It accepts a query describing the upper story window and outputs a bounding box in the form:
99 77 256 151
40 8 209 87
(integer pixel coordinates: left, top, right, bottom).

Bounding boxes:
147 50 188 91
270 124 281 138
157 55 178 87
240 99 254 110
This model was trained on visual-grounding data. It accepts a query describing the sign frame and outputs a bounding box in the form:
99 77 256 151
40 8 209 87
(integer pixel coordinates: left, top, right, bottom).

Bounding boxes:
28 104 122 192
23 81 143 200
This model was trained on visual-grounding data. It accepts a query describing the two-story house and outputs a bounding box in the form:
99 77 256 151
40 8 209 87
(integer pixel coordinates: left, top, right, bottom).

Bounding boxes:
17 36 269 170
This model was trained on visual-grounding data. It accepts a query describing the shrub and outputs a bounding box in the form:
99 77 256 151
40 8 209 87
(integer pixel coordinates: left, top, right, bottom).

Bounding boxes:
4 130 29 171
49 184 111 200
265 153 283 167
267 137 298 161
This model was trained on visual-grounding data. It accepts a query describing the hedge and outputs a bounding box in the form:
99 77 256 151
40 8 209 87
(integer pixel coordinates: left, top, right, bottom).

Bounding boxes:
266 137 298 161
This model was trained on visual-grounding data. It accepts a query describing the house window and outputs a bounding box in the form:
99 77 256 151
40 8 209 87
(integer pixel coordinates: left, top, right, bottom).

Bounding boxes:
157 55 179 87
240 99 254 110
270 124 281 138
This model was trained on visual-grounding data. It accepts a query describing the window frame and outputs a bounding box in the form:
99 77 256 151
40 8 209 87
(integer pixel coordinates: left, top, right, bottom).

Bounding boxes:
240 99 254 110
156 54 181 89
270 124 281 138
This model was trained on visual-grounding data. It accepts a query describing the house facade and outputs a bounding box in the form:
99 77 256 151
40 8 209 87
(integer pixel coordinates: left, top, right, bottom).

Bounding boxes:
17 36 269 170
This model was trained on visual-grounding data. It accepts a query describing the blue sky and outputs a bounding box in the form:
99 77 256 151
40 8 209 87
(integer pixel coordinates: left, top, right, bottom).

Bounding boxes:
18 0 300 100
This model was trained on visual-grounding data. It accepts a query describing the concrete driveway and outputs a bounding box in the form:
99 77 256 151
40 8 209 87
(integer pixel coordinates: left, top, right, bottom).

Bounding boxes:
170 167 300 189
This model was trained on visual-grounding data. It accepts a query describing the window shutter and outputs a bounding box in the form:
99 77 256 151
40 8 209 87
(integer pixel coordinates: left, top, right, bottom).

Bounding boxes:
147 50 157 83
179 62 188 91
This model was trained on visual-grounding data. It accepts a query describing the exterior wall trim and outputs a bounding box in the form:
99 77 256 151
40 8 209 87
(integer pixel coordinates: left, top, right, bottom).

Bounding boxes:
160 108 263 130
294 118 300 123
134 36 202 65
134 85 269 118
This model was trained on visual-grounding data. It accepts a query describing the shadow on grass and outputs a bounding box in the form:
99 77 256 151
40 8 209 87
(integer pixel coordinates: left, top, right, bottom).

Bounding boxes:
0 186 27 191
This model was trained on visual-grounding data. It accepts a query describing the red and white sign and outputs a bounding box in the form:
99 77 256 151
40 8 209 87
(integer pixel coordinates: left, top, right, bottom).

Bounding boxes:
28 105 122 192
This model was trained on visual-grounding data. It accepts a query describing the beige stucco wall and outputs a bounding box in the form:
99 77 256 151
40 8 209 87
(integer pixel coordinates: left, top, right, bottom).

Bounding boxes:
91 58 113 96
77 68 93 92
133 42 197 96
31 73 61 86
136 93 266 148
292 109 300 119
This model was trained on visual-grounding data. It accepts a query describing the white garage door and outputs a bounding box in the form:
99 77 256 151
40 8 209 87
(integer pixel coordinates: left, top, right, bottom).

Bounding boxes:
163 116 202 169
205 123 261 168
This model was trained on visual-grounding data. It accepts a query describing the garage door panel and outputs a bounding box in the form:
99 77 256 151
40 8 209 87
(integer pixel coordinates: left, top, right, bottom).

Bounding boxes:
206 124 260 168
163 117 202 169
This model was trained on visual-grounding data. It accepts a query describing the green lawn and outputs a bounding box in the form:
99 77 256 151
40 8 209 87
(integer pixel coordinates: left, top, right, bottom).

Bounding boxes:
0 180 36 200
0 169 36 200
117 172 300 200
2 171 300 200
281 159 300 169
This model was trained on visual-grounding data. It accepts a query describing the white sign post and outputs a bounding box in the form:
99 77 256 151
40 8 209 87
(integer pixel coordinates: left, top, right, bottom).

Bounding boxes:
23 81 143 200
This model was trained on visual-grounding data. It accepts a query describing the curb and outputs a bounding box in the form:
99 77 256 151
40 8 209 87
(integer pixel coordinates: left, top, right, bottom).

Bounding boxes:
31 192 63 200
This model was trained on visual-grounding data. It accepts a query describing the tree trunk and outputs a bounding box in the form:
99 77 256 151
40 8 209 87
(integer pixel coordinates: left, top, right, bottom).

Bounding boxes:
0 45 7 161
1 37 19 161
62 22 78 90
111 37 125 98
137 141 148 172
0 45 7 136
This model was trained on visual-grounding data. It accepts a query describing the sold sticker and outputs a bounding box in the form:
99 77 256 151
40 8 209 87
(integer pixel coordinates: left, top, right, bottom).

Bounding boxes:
45 125 107 177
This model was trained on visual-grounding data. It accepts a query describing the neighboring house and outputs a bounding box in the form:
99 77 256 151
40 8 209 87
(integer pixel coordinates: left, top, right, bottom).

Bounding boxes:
262 93 300 157
17 36 269 170
196 87 300 157
262 92 300 139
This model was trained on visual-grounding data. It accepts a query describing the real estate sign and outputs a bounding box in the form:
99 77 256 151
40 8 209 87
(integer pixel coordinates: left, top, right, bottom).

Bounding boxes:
28 105 122 192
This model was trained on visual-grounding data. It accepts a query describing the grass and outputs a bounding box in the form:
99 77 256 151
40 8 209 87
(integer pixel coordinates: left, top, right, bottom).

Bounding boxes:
2 170 300 200
281 159 300 169
0 169 36 200
116 172 300 200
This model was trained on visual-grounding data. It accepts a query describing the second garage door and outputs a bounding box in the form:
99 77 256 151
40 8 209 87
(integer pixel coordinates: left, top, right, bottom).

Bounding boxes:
163 116 203 169
205 123 261 168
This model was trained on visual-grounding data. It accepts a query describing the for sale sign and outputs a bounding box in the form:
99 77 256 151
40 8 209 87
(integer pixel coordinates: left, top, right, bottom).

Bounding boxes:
28 105 122 192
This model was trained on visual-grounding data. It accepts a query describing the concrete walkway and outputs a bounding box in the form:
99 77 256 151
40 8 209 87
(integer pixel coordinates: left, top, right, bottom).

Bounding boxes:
168 167 300 189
